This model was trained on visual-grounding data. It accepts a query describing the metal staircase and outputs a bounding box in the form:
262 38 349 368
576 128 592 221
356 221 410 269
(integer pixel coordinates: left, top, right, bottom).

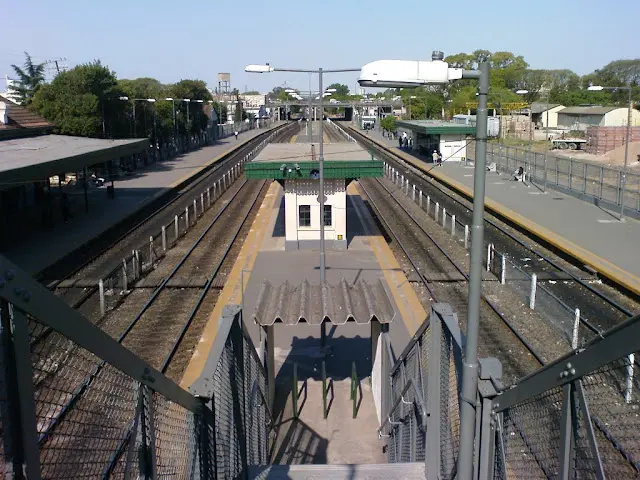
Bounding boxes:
2 252 639 478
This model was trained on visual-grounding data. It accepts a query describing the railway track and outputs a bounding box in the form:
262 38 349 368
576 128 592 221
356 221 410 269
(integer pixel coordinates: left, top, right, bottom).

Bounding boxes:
358 177 543 382
358 176 640 477
31 177 268 477
42 123 295 313
341 124 638 340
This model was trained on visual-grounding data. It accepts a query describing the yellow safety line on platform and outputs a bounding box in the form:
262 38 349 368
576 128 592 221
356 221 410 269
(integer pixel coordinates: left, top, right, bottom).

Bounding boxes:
289 134 298 144
180 180 281 389
354 128 640 297
349 182 426 336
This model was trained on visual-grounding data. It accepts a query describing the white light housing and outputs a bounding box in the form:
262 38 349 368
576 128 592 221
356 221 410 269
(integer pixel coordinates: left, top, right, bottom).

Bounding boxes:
119 96 129 101
285 89 296 93
516 90 529 95
165 97 174 101
358 59 462 88
183 99 191 102
325 88 337 93
195 99 204 103
245 64 275 73
587 85 604 91
146 98 156 102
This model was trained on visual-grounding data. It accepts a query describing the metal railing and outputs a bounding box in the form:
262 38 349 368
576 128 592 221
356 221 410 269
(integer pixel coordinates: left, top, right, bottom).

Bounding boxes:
379 303 466 479
0 253 272 479
480 312 640 479
487 144 640 216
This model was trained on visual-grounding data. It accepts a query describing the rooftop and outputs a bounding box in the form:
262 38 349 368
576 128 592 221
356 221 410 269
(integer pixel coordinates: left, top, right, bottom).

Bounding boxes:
396 119 476 135
0 134 148 187
246 144 382 180
558 106 620 115
530 103 563 114
253 143 372 163
0 95 54 139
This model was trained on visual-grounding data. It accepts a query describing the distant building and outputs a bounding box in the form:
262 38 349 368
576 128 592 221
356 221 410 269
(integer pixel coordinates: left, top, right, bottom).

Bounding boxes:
530 103 565 129
1 75 21 104
556 106 640 132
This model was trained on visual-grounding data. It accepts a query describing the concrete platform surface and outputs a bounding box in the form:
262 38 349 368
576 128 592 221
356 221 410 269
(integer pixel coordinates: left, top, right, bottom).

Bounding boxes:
3 126 276 275
249 462 425 479
361 127 640 295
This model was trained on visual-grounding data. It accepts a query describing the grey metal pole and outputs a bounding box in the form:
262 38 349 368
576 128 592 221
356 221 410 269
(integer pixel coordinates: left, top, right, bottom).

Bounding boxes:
457 61 490 480
620 87 632 221
319 67 325 283
318 68 327 347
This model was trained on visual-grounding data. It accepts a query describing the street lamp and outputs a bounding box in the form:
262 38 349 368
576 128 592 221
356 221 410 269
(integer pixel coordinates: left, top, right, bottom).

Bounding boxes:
245 63 361 285
358 51 489 480
246 62 361 346
588 84 634 221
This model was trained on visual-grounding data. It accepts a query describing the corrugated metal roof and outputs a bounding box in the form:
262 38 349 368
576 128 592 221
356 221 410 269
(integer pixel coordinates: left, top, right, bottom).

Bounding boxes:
558 106 620 115
252 278 396 326
530 103 563 114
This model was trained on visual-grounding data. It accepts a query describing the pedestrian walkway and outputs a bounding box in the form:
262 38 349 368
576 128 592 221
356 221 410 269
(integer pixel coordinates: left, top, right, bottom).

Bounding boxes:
2 126 278 275
358 126 640 296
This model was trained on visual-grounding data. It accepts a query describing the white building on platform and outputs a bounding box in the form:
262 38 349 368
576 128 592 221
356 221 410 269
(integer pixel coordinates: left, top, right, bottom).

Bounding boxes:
245 142 383 250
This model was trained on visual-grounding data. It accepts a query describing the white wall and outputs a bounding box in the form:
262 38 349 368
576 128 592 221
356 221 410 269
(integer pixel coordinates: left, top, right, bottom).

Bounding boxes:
539 105 565 129
557 114 603 131
603 108 640 127
284 179 346 244
440 135 468 161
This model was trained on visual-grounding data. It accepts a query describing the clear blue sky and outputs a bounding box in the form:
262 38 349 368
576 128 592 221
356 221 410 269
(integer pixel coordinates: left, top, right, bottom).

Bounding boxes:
2 0 638 95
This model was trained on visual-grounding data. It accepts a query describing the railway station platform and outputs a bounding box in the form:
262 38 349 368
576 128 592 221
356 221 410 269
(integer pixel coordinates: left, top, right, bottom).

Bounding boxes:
181 179 428 465
358 127 640 296
2 125 279 276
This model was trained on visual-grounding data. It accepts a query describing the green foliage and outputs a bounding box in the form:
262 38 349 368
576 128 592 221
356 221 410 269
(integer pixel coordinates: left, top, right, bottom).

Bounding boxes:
31 61 124 137
11 52 46 105
326 83 350 98
380 115 397 132
244 90 260 95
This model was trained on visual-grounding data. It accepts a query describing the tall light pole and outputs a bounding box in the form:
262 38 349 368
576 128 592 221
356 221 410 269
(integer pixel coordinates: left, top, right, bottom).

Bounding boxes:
588 84 634 221
245 64 360 286
358 52 489 479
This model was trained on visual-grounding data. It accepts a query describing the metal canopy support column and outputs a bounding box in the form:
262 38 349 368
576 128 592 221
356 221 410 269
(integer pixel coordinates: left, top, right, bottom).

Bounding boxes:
457 61 490 480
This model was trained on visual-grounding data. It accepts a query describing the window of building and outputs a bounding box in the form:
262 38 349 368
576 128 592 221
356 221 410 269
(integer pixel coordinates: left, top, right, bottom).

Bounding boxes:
299 205 311 227
323 205 332 227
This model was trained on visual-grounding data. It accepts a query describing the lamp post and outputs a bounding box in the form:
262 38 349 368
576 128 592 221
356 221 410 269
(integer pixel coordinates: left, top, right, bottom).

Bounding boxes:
357 52 489 479
245 64 361 287
588 84 634 220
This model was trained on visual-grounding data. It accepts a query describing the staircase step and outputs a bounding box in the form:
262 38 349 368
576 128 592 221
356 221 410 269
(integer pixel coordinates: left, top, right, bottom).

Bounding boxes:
248 462 425 479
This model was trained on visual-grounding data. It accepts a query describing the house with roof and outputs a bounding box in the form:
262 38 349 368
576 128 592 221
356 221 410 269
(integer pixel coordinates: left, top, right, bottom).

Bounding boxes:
530 103 565 129
556 106 640 132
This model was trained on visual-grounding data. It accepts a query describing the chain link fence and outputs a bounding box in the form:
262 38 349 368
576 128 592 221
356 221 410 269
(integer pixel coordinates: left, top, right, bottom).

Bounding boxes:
380 305 463 479
0 251 273 478
488 144 640 216
484 315 640 479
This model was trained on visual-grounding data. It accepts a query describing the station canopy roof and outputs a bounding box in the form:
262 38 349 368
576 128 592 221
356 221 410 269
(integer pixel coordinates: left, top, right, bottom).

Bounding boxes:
0 134 148 188
397 120 476 135
245 143 383 180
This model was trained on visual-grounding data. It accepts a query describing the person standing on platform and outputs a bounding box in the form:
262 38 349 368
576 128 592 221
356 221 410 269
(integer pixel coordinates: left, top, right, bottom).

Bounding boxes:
433 150 440 165
234 131 239 140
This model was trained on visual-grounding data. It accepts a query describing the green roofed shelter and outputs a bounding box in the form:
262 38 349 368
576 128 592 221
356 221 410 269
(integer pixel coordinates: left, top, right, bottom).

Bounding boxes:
245 143 383 250
396 120 475 162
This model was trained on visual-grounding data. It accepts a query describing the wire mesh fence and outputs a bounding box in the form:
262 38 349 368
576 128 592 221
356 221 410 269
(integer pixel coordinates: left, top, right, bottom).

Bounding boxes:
487 316 640 479
487 144 640 214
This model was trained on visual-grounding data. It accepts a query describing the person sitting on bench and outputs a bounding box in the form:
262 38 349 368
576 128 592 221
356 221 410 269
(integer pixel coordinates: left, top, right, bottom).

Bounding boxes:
512 166 524 181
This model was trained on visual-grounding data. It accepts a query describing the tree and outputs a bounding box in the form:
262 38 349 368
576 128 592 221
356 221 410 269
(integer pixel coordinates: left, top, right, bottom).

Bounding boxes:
380 115 397 132
11 52 46 105
326 83 349 98
244 90 260 95
31 61 125 137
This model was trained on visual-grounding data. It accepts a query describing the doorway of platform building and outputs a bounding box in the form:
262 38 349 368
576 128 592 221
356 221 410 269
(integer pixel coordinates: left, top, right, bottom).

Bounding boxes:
416 132 440 160
267 321 383 439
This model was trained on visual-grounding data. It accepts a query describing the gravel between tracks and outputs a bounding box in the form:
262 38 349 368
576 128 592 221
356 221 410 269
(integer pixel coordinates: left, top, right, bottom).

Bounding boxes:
357 177 567 384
